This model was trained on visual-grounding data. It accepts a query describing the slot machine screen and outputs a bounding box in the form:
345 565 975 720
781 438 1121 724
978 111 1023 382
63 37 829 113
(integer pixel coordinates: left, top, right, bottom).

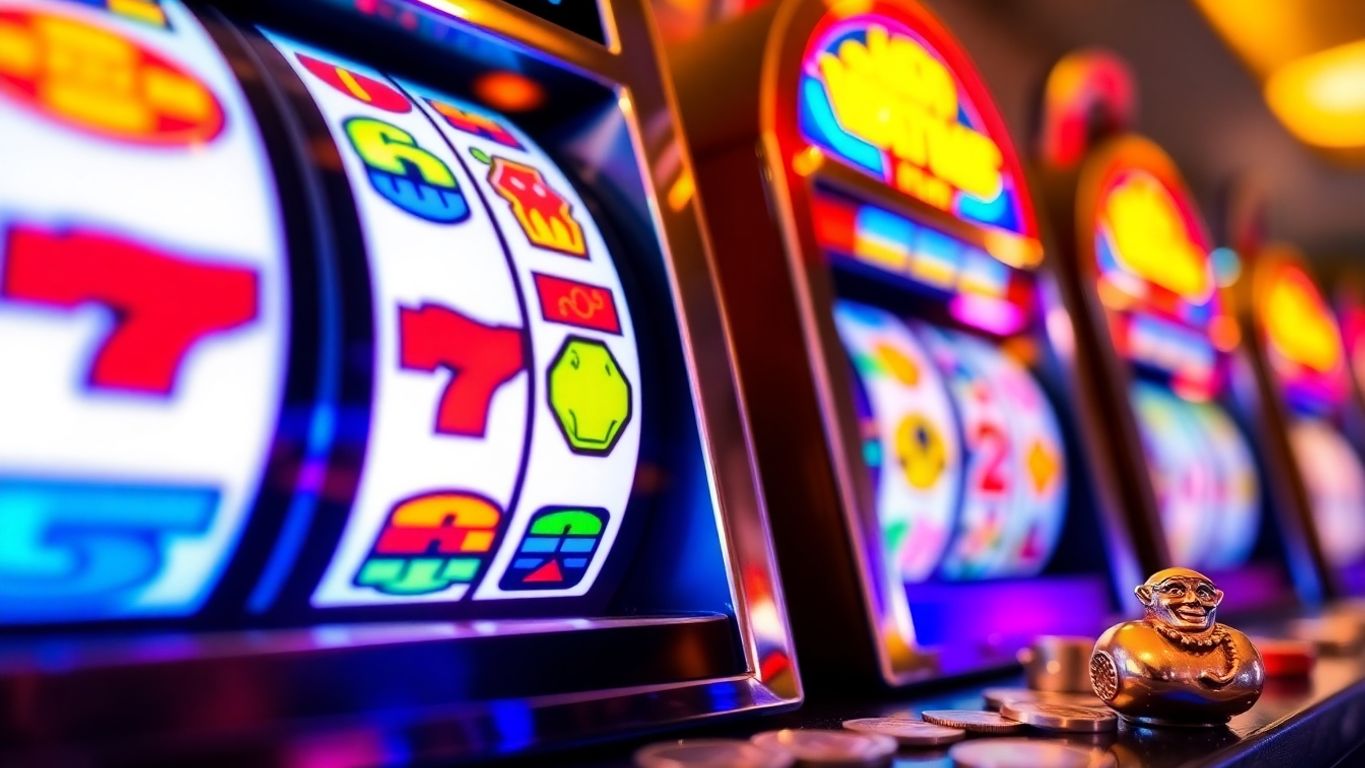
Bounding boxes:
787 1 1129 662
1253 253 1365 592
0 0 785 696
1079 140 1297 612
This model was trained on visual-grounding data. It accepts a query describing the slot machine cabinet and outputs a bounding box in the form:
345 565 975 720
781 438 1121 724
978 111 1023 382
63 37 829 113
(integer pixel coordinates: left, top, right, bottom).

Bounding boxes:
0 0 800 762
668 0 1141 691
1241 247 1365 597
1034 51 1325 622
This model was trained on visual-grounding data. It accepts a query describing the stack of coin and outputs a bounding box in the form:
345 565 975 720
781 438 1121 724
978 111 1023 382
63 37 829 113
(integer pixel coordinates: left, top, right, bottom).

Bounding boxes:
841 716 965 747
997 701 1117 734
920 710 1025 735
981 687 1105 711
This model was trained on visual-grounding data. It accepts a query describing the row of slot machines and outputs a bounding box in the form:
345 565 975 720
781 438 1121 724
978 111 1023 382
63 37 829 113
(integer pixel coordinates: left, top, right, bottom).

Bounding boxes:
2 0 1365 764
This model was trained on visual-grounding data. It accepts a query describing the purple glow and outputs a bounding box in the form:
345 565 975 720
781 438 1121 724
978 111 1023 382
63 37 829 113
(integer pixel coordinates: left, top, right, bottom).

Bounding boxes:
949 293 1027 336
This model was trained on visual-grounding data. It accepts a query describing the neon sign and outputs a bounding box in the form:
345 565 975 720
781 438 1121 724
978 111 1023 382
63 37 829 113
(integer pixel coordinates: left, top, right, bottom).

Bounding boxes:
1258 259 1349 413
798 11 1033 240
1100 172 1211 302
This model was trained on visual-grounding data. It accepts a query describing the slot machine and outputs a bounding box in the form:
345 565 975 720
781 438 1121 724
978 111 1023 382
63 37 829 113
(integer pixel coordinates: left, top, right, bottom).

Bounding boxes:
668 0 1142 690
0 0 800 762
1034 51 1324 621
1242 247 1365 596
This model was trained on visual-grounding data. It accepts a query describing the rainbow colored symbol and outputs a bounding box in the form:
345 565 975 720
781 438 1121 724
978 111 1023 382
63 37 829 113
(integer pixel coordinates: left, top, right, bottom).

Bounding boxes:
355 492 501 596
427 98 522 148
501 507 607 590
343 117 469 222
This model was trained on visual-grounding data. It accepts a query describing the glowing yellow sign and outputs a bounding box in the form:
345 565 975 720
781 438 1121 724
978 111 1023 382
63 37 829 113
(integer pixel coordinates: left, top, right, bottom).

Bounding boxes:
1100 172 1210 300
816 25 1002 207
1264 264 1342 373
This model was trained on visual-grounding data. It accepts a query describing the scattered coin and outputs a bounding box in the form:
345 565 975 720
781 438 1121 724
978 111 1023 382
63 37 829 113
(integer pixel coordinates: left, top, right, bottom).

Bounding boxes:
842 717 965 746
921 710 1025 734
981 687 1105 711
948 738 1117 768
751 729 896 766
635 738 794 768
998 701 1117 733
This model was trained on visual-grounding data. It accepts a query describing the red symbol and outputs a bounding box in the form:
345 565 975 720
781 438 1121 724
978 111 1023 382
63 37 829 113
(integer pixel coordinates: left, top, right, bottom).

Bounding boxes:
0 9 224 145
1 226 259 396
427 98 522 148
532 273 621 335
373 492 501 555
296 53 411 113
398 303 526 437
488 156 586 257
524 560 563 583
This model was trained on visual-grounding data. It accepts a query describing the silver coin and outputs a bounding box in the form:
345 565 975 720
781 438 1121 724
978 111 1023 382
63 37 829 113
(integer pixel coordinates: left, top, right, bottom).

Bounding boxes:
635 738 794 768
999 701 1117 733
949 738 1117 768
751 728 897 765
921 710 1025 734
982 688 1105 711
842 717 966 746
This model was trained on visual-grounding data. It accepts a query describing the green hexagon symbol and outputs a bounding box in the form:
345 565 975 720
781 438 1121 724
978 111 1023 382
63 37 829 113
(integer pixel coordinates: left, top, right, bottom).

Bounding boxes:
548 336 632 455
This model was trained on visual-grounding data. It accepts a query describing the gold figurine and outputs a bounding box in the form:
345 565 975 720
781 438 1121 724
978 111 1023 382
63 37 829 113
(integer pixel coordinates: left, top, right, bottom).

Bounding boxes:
1090 568 1264 727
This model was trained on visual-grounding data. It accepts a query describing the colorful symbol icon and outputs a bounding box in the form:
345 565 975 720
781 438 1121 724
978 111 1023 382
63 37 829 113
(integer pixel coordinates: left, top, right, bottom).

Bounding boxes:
0 9 223 144
532 273 621 335
895 413 947 490
1100 171 1210 301
397 303 527 438
343 117 469 223
73 0 169 29
486 154 586 257
427 97 522 148
297 53 410 112
1026 438 1059 495
1 225 260 397
874 342 920 385
548 336 632 455
500 507 607 590
0 476 217 620
355 492 501 596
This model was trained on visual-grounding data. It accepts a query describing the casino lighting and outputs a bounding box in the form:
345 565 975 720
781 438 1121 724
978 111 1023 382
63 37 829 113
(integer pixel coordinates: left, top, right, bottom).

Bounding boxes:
1264 40 1365 150
472 70 544 112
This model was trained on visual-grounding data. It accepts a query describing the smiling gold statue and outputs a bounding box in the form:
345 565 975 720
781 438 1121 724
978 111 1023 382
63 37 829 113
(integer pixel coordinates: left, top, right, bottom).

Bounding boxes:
1090 568 1264 727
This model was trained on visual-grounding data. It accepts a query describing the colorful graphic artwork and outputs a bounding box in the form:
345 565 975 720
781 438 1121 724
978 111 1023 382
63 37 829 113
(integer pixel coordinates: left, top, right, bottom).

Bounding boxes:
834 302 960 583
1 226 259 396
500 507 608 590
1130 381 1260 570
263 34 644 607
1290 419 1365 567
1257 260 1350 415
0 1 289 623
919 326 1067 579
296 53 410 112
343 117 470 223
0 7 222 144
354 492 501 596
428 97 522 148
486 153 587 257
548 336 632 455
797 9 1036 244
533 273 622 334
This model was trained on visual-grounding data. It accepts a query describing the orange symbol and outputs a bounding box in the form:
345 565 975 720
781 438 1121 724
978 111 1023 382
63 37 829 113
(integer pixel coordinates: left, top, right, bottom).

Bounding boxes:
1026 438 1059 495
559 286 606 320
0 9 224 145
488 155 586 257
873 342 920 386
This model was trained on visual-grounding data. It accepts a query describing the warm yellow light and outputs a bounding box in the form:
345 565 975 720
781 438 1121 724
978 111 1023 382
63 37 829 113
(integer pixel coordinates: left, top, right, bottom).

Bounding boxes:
1265 40 1365 149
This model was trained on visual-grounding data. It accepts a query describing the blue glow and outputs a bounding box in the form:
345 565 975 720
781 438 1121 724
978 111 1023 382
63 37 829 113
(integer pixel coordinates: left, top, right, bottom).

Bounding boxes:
913 228 962 282
856 204 917 245
489 699 535 752
799 76 884 175
956 181 1010 228
0 477 218 620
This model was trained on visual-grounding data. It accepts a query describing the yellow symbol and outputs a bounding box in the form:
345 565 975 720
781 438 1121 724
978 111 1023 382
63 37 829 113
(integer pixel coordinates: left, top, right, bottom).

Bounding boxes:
1026 438 1059 495
1264 265 1342 373
895 413 947 490
816 24 1003 203
1101 172 1210 300
873 341 919 385
548 337 632 455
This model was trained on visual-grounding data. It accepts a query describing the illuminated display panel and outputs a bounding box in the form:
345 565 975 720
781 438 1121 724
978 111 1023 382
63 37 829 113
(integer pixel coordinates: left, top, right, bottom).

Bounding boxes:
264 33 643 606
1086 142 1276 592
1253 255 1365 578
0 0 289 622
